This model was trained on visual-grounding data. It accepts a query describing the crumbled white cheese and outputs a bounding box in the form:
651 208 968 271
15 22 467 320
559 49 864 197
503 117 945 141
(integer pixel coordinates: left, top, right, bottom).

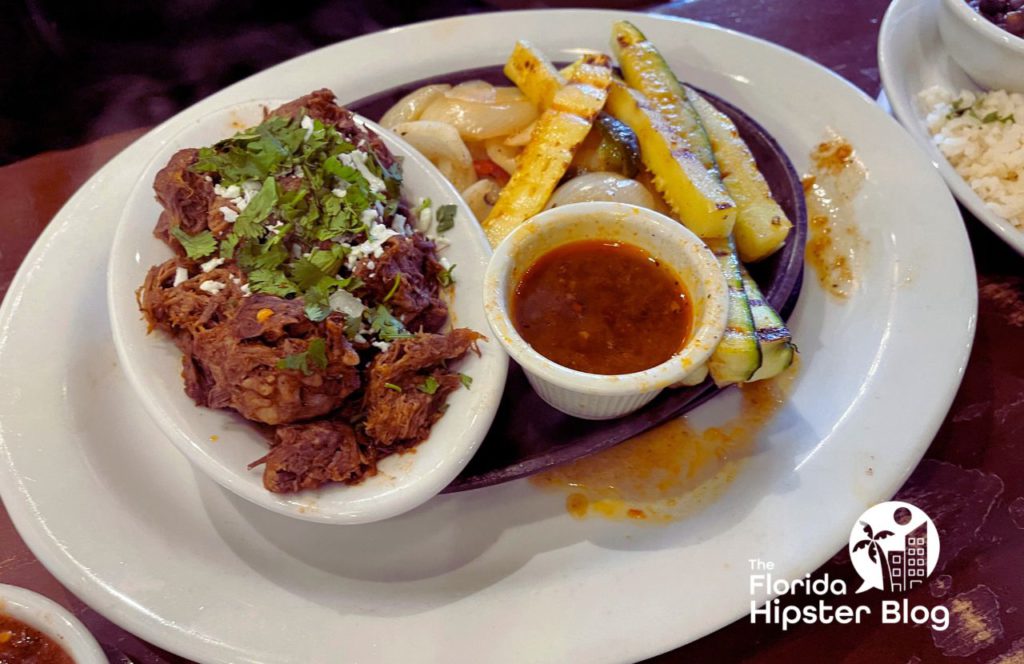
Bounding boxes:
200 256 225 273
346 222 397 268
199 280 227 295
338 150 386 193
368 272 376 278
416 206 433 234
360 208 379 225
391 213 407 234
300 115 315 141
372 340 391 353
267 220 284 235
219 206 238 223
213 183 241 199
172 266 189 287
331 186 348 198
240 283 251 297
365 260 375 270
230 180 262 211
328 289 366 318
439 256 452 270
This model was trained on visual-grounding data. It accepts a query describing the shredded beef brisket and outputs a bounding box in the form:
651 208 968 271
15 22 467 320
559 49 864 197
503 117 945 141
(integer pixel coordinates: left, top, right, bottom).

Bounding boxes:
189 296 361 425
364 329 482 446
257 421 368 493
152 148 234 252
269 88 396 171
139 90 483 495
354 235 448 333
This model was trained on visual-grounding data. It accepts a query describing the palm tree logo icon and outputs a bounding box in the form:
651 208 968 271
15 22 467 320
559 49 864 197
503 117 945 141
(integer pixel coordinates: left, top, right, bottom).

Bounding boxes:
848 501 940 593
852 522 895 591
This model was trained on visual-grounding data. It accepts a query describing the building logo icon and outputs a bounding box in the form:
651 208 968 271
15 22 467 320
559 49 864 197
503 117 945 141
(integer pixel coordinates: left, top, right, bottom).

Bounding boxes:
848 501 940 593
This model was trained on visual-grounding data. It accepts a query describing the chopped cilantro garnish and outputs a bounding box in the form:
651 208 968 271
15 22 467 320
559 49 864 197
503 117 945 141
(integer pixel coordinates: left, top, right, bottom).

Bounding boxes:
219 233 240 260
234 177 279 239
184 109 411 322
384 382 403 392
418 376 440 395
382 274 402 302
193 115 305 184
343 315 362 340
303 284 332 322
276 338 327 375
435 204 457 233
366 304 413 341
247 268 297 297
437 264 456 288
170 227 217 260
981 110 1015 124
459 373 472 390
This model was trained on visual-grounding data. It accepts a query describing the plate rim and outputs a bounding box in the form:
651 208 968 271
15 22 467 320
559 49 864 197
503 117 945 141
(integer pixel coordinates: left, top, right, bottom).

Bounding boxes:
0 8 977 662
878 0 1024 255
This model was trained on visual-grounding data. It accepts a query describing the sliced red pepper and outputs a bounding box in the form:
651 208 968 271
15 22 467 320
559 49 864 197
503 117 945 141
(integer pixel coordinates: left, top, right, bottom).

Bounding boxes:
473 159 510 186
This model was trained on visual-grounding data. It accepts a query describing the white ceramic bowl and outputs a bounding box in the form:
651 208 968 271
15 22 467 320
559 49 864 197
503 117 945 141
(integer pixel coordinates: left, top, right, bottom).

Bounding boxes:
484 202 728 420
0 584 106 663
938 0 1024 92
108 99 507 524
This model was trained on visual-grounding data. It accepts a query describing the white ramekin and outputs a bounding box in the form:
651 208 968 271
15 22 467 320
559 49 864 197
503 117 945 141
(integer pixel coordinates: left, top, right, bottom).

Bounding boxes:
0 584 106 663
938 0 1024 92
484 202 728 420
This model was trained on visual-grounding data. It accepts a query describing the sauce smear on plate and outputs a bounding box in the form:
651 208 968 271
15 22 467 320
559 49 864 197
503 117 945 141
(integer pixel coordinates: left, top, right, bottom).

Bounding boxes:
532 359 799 522
511 240 690 375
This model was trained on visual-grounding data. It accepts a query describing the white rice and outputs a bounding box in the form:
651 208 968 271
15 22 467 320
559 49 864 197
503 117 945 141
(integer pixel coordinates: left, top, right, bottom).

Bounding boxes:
919 86 1024 230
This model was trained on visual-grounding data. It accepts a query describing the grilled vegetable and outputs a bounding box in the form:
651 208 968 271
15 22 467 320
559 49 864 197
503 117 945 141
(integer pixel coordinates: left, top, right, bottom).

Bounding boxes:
483 55 612 246
706 236 761 386
609 21 735 238
605 81 733 238
687 89 794 262
504 40 566 108
570 113 642 177
740 264 796 381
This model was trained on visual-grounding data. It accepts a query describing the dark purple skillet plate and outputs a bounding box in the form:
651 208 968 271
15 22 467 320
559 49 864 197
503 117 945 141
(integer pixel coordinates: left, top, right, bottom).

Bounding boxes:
345 67 807 492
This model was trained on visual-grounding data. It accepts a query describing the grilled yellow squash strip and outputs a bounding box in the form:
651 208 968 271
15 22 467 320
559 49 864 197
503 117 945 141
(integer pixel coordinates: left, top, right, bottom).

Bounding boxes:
609 21 735 238
687 88 794 262
504 41 566 108
482 56 612 246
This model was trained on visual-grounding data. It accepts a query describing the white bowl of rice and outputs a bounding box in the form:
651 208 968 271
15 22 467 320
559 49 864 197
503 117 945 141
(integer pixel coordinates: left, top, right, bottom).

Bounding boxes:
919 86 1024 232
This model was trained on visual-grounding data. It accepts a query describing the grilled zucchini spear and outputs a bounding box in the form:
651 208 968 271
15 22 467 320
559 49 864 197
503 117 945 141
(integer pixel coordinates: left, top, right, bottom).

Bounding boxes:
740 264 796 381
686 89 794 262
608 21 735 238
483 54 612 246
706 236 762 386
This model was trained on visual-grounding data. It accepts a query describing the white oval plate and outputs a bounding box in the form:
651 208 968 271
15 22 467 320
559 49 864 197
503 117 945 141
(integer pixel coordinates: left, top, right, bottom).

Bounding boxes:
0 10 975 663
879 0 1024 255
106 99 507 524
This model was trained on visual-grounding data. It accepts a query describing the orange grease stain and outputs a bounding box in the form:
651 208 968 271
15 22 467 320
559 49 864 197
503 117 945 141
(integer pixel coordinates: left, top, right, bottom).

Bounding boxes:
803 136 867 299
533 359 799 523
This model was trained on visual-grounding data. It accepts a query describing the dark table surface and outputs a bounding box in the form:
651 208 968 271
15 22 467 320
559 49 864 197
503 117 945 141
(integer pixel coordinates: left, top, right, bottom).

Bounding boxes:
1 0 1023 662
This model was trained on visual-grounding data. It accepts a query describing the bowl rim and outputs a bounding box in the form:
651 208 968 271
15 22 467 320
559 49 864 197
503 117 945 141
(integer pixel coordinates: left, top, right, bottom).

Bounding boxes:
106 97 507 524
483 201 728 396
0 584 107 663
942 0 1024 51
